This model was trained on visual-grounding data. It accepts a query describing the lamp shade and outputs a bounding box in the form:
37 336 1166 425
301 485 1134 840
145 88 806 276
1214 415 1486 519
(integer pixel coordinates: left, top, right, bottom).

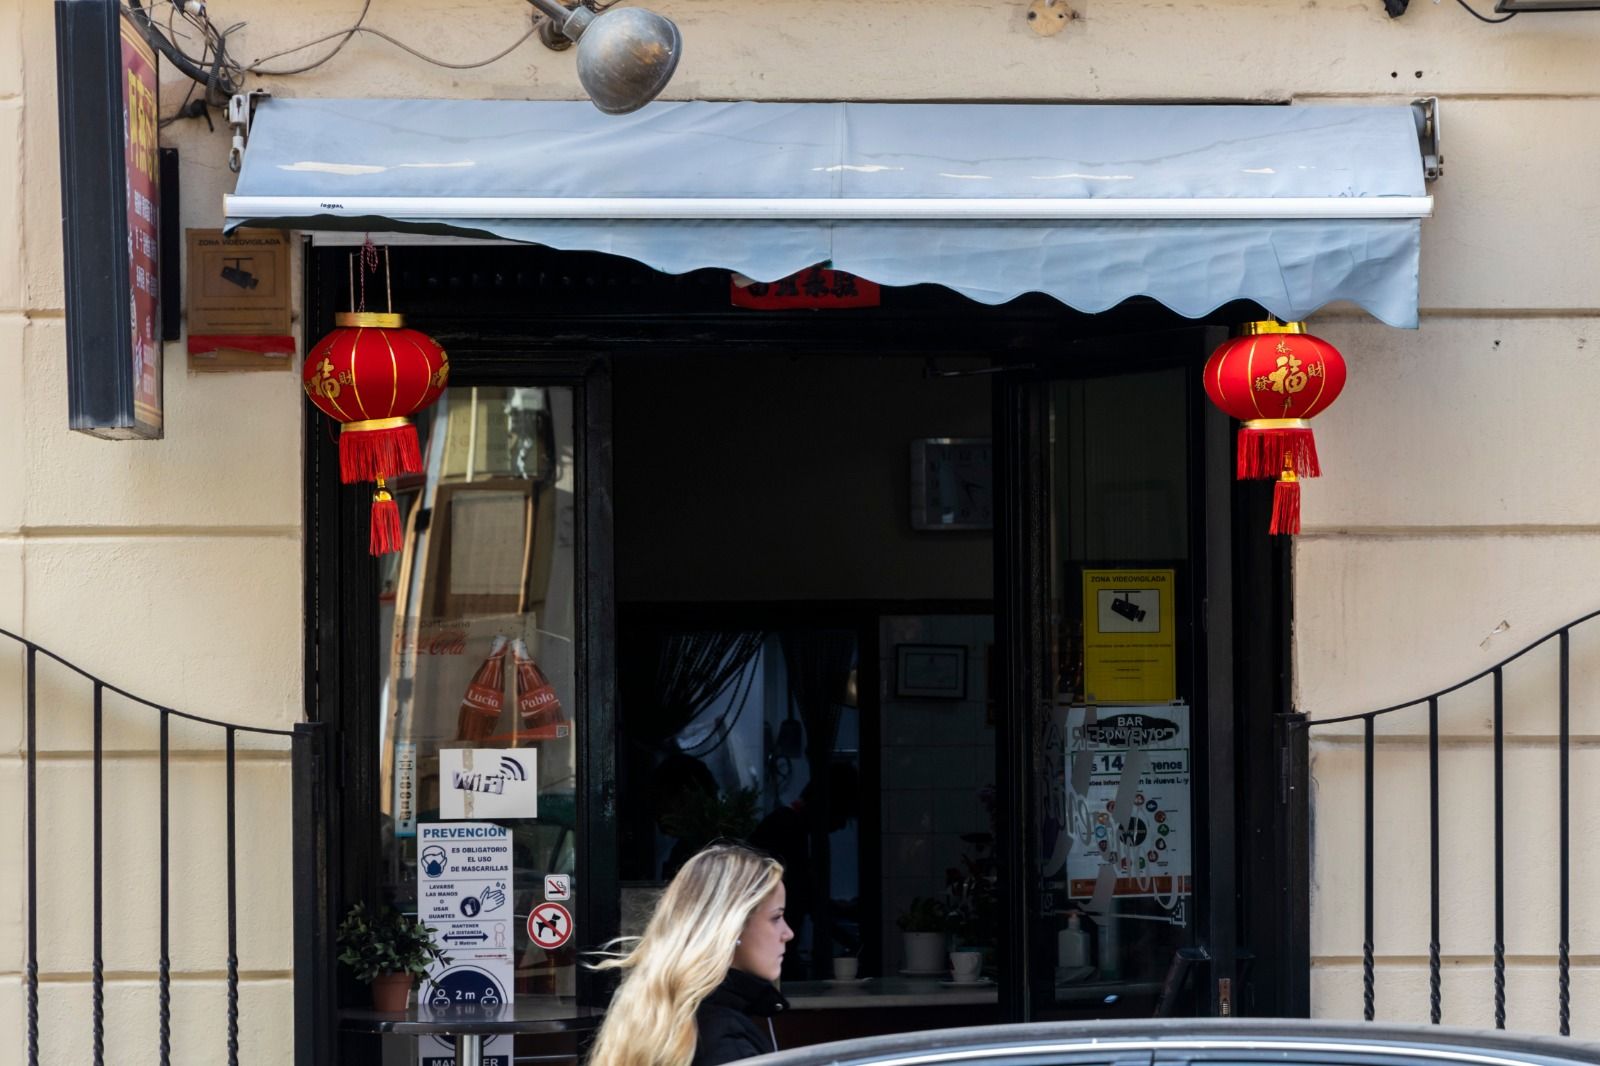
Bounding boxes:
575 7 682 114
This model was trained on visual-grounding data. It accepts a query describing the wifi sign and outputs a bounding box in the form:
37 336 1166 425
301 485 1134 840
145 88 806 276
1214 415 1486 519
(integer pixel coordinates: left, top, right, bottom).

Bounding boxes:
438 747 540 820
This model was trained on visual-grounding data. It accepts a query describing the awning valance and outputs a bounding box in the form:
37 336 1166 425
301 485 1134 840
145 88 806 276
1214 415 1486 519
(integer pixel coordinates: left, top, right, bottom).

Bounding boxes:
224 99 1432 327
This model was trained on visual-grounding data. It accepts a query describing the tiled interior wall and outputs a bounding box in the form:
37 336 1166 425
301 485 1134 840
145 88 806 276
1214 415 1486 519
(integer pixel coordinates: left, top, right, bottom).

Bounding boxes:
878 614 996 972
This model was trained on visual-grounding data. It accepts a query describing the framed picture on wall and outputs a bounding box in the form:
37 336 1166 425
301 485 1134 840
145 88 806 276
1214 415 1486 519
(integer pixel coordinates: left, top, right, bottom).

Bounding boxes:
896 644 967 700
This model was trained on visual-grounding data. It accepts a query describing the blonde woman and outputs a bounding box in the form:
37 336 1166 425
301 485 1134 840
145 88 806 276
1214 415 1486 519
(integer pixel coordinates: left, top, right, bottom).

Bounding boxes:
590 843 796 1066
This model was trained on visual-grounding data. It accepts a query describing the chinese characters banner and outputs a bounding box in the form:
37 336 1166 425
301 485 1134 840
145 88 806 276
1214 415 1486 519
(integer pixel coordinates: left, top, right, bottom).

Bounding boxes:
730 267 881 310
121 16 162 430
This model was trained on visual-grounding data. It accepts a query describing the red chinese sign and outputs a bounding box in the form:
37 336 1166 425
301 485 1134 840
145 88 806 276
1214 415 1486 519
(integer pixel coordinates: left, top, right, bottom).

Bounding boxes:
730 267 881 310
122 16 162 430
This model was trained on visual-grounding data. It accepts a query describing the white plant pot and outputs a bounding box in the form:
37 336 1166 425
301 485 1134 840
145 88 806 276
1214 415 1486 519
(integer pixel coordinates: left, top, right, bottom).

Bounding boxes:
902 931 946 973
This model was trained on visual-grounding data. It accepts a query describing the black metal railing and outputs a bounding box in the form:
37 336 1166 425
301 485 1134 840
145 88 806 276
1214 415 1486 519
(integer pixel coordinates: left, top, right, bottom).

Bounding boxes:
1301 607 1600 1035
7 625 323 1066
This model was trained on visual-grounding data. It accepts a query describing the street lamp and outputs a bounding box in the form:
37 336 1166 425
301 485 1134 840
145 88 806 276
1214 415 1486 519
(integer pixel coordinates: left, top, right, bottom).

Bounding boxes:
526 0 683 114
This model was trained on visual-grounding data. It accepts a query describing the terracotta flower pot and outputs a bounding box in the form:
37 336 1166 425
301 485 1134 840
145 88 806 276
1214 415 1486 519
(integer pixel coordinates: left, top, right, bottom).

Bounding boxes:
370 972 414 1012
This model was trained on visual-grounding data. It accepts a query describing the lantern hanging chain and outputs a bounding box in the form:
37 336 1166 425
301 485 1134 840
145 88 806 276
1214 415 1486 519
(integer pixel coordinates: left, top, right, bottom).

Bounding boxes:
357 238 380 313
385 248 394 315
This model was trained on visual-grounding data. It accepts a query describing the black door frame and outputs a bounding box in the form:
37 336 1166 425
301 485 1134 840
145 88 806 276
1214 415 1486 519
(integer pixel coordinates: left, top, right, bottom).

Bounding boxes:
992 329 1301 1022
300 243 621 1064
299 242 1305 1061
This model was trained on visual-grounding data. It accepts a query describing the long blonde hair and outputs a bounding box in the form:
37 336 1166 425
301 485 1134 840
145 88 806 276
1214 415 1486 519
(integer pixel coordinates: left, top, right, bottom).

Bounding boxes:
587 844 784 1066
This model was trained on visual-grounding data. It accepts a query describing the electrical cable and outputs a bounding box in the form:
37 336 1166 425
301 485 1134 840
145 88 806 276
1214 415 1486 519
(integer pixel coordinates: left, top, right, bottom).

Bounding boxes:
128 0 537 109
342 23 537 70
244 0 372 76
159 7 203 126
124 1 240 93
250 20 536 74
1455 0 1517 20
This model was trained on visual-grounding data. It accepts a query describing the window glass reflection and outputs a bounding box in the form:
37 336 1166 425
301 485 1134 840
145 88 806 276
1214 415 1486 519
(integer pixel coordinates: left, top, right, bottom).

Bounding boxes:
1038 369 1196 1016
377 385 579 1003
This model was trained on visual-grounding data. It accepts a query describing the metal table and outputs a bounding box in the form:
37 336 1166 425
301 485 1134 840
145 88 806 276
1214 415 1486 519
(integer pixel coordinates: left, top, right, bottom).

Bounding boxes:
340 1000 602 1065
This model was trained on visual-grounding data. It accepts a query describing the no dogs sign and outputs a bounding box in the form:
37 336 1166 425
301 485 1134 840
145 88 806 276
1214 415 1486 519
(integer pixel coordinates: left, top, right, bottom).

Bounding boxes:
527 902 573 949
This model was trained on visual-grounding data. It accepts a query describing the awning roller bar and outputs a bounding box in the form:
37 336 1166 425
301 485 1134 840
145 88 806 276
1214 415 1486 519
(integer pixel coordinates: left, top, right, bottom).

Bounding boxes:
225 194 1434 222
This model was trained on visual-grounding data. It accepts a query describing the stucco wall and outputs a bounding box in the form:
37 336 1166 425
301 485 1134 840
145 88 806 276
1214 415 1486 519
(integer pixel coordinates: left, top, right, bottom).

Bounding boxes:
3 2 303 1062
5 0 1600 1058
1299 90 1600 1028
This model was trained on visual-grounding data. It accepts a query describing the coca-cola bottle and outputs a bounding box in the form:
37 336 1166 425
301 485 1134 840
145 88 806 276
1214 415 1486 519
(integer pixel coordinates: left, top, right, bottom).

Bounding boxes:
456 636 509 742
512 638 569 739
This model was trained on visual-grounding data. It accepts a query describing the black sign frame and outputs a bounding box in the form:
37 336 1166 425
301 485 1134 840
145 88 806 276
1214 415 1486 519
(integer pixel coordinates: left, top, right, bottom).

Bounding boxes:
55 0 164 439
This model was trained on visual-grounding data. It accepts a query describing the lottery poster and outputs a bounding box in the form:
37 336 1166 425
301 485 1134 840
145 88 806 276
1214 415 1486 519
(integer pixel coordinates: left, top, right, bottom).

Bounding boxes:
1063 703 1193 904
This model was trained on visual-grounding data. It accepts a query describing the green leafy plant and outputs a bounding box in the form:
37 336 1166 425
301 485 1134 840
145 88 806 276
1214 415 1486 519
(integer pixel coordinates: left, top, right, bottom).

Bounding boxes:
335 902 451 983
658 785 761 847
895 896 948 934
943 786 1000 948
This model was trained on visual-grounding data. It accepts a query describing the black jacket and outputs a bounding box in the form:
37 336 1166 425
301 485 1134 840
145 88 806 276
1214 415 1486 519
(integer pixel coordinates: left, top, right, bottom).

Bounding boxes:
691 969 790 1066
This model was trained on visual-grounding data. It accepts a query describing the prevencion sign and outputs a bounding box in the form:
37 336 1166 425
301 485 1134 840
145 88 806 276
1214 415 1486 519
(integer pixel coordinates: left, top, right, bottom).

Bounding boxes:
418 821 515 1065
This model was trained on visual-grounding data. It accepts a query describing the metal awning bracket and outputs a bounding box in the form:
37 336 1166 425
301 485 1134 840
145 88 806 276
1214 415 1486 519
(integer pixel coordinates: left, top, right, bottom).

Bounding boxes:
228 89 273 174
1412 97 1442 182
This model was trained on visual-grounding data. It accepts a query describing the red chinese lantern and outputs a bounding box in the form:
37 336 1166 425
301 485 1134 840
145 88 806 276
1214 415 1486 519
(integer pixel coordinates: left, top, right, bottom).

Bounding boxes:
1202 321 1346 535
303 309 449 554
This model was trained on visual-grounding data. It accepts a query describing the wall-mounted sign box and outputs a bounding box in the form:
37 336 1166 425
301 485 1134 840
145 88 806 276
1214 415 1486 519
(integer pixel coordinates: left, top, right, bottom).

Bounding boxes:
185 228 295 371
55 0 163 438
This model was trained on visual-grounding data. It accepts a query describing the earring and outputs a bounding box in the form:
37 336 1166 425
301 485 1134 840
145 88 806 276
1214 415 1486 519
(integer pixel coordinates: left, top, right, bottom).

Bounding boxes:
736 939 742 946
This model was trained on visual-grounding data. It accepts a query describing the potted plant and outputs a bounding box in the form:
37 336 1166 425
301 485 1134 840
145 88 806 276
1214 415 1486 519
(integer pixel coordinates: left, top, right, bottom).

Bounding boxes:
336 902 451 1012
943 788 1000 967
895 896 948 973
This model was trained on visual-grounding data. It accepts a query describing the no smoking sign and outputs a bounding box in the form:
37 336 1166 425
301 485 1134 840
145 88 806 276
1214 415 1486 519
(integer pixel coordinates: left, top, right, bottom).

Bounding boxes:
527 902 573 949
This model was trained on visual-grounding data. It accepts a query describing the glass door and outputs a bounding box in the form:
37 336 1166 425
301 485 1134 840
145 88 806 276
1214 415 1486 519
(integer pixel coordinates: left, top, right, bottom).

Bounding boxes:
999 330 1236 1022
1036 364 1199 1018
376 385 582 1011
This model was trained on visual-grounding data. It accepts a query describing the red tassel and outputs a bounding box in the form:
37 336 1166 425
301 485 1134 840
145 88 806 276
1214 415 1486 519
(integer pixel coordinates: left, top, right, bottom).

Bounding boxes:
370 489 403 555
1270 474 1301 535
340 422 422 484
1238 426 1320 480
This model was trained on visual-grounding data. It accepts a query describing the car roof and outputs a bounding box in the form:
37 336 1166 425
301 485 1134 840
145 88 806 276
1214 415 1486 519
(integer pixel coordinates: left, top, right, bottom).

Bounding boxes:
746 1019 1600 1066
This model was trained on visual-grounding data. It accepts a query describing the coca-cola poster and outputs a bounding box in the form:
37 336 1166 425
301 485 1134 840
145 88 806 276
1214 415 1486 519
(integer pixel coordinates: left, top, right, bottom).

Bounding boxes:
438 747 540 820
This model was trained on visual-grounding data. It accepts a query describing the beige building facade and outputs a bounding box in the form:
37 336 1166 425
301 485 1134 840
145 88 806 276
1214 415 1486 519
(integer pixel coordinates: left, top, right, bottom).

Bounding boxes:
4 0 1600 1061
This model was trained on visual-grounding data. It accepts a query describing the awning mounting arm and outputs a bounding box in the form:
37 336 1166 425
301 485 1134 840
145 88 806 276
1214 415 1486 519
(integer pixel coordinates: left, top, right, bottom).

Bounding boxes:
227 90 273 174
1412 97 1442 182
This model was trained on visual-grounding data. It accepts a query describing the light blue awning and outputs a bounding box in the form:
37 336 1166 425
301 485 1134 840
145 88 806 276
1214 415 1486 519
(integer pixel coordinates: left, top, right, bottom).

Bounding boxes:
225 99 1431 327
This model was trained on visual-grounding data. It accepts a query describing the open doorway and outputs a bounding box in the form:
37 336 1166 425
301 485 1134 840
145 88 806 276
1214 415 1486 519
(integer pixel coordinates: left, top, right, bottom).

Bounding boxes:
611 352 998 1034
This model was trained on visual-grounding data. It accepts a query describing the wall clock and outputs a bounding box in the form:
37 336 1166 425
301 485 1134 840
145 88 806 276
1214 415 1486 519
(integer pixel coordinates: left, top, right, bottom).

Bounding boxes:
910 438 994 530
